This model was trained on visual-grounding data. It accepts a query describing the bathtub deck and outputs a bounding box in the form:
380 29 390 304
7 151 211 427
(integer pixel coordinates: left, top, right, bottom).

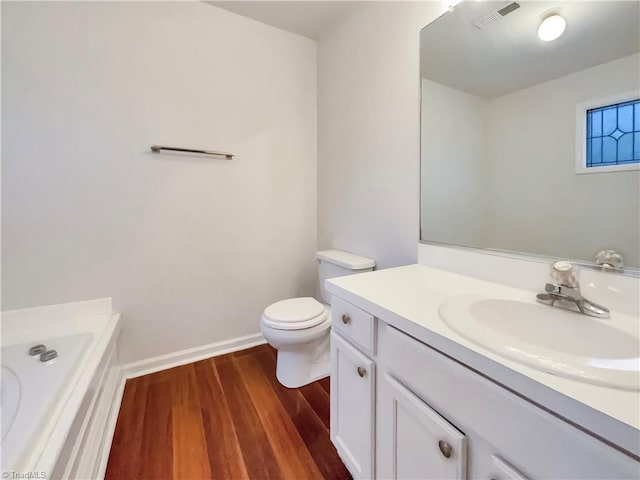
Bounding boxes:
105 344 351 480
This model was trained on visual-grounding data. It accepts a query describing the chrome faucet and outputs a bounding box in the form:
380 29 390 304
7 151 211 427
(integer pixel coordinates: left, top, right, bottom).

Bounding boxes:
536 261 610 319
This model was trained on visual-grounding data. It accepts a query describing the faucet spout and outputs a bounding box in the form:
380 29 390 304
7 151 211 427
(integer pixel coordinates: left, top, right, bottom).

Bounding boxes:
536 262 610 319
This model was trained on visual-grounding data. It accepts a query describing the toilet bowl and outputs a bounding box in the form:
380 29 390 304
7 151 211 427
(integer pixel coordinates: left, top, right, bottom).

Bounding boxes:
261 297 331 388
261 249 375 388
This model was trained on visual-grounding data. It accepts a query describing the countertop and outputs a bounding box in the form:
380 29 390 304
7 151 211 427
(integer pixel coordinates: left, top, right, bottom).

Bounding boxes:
326 264 640 458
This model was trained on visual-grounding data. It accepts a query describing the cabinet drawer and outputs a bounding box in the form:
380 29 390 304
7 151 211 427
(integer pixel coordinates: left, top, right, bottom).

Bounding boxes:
378 322 639 479
332 297 375 354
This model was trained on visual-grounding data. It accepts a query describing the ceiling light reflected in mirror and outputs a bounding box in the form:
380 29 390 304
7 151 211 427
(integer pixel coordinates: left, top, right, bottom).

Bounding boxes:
538 14 567 41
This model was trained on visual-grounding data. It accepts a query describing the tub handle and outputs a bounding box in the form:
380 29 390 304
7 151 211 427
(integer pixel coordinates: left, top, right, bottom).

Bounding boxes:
29 344 47 356
40 350 58 362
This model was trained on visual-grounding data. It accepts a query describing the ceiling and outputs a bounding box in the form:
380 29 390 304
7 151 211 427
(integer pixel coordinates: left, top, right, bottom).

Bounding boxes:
421 1 640 98
206 1 357 40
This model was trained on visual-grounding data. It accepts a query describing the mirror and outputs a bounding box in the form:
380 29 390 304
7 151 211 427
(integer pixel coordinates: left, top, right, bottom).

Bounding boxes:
420 1 640 270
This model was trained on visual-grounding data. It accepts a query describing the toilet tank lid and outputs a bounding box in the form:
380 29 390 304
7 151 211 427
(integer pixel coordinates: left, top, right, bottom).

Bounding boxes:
316 249 375 270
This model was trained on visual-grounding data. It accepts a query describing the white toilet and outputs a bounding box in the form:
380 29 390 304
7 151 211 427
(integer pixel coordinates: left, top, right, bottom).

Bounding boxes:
261 249 375 388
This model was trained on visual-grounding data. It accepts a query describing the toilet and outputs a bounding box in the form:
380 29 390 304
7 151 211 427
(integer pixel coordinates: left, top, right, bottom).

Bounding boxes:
261 249 375 388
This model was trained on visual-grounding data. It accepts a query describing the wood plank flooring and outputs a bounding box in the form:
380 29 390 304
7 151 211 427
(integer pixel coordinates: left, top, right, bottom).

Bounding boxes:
105 345 351 480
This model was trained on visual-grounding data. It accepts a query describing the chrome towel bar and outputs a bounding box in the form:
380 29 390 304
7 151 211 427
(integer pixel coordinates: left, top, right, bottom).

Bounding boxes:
150 145 234 159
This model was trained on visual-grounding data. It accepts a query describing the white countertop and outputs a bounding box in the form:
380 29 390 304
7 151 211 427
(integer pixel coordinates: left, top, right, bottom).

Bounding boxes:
326 264 640 457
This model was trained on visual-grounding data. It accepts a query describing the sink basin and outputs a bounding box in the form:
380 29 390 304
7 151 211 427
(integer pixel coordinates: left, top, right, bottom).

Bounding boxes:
439 296 640 390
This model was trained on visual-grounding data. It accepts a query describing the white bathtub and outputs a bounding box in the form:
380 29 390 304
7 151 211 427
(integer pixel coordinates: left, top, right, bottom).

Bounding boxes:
1 299 121 478
2 333 93 471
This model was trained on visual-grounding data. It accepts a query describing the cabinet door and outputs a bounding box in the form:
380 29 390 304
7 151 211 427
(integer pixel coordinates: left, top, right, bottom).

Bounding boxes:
377 373 467 480
330 331 375 479
490 455 529 480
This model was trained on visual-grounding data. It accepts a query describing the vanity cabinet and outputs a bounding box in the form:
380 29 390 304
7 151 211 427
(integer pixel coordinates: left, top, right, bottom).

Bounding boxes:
378 321 639 479
330 295 640 480
330 331 375 479
377 373 467 479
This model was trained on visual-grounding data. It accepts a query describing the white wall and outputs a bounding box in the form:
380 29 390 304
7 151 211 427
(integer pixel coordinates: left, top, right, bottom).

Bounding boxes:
1 2 317 362
317 2 443 269
419 53 640 267
484 54 640 266
421 78 487 246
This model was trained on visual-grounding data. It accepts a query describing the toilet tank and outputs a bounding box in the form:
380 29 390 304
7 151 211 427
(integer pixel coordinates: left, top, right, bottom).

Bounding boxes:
317 250 375 305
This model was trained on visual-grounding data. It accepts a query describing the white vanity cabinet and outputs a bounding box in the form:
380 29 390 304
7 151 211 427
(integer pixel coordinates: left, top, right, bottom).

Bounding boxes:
330 295 640 480
377 373 467 479
330 331 375 479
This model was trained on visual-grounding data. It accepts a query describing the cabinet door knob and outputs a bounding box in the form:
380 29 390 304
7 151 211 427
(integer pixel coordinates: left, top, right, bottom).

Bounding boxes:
438 440 453 459
342 314 351 324
357 366 366 377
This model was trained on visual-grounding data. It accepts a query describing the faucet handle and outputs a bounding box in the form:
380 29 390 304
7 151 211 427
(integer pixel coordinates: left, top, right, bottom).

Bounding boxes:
595 250 624 270
544 283 558 293
551 261 579 288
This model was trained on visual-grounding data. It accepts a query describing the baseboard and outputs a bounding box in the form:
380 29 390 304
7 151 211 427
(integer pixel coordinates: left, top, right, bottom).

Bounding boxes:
121 332 267 379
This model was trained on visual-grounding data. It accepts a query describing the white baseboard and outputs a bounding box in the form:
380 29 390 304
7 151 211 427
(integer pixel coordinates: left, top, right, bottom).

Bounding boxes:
121 332 267 379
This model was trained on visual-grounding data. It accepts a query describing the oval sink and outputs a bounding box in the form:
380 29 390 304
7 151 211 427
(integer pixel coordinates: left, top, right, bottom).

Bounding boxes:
439 296 640 390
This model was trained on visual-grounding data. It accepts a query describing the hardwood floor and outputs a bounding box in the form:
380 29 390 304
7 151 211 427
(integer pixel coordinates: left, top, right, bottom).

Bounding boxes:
105 345 351 480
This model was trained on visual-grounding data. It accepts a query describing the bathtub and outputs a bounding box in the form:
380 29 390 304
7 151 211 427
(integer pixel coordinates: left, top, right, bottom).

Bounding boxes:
2 333 93 471
1 299 121 478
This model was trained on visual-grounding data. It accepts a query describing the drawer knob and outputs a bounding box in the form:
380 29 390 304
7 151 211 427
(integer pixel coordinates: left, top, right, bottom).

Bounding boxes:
438 440 453 459
342 314 351 324
357 366 366 378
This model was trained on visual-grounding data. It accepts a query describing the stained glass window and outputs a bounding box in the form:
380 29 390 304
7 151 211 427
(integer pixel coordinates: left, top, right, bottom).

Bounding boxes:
586 99 640 167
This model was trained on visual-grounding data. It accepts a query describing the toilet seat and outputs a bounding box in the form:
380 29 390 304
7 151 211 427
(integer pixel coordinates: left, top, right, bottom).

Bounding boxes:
262 297 328 330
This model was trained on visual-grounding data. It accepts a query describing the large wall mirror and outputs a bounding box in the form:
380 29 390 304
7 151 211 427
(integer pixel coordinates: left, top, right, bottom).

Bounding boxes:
420 1 640 271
